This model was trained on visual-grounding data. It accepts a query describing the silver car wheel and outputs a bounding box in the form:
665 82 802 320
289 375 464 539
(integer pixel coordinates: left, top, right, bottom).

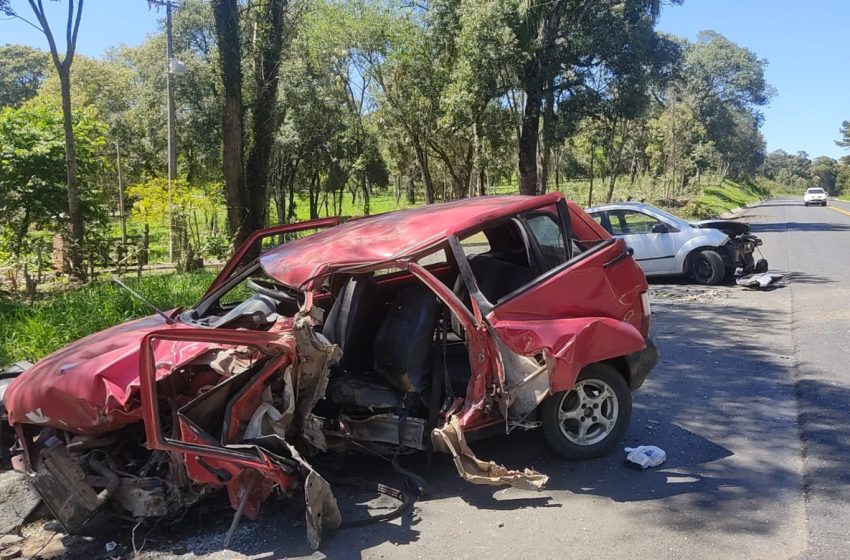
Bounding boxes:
556 378 619 446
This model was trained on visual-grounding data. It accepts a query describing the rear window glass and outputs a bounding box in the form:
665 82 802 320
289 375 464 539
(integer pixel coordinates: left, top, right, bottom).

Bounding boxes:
525 213 567 268
459 232 491 258
807 188 825 194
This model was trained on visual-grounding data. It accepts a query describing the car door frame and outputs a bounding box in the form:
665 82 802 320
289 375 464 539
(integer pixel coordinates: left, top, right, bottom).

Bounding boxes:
447 200 647 422
605 207 680 275
204 217 341 298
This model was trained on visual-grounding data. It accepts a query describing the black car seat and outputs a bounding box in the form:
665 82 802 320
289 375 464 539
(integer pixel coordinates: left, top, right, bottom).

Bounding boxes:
322 276 381 372
466 254 534 304
372 285 439 395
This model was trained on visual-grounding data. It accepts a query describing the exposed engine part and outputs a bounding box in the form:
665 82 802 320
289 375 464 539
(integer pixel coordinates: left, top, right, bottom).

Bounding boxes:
111 478 171 518
31 438 104 533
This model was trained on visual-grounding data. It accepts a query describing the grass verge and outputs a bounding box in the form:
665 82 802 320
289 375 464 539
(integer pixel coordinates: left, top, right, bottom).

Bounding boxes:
0 271 215 368
682 180 768 219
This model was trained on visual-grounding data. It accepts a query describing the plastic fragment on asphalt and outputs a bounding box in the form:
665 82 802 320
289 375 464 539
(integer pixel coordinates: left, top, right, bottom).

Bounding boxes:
624 446 667 469
736 272 784 289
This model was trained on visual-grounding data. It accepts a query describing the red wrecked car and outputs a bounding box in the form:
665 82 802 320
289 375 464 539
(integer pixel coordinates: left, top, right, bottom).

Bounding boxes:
0 194 656 549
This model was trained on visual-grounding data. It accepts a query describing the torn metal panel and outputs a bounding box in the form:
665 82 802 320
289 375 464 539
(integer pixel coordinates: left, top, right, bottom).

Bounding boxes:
342 414 427 450
291 312 340 453
283 441 341 550
432 415 548 492
494 338 553 417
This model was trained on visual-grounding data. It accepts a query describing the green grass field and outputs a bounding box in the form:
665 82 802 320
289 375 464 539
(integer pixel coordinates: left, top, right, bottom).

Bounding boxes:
0 271 215 368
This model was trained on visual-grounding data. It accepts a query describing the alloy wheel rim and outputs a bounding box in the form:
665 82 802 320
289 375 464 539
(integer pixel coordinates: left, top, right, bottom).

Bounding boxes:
556 378 619 446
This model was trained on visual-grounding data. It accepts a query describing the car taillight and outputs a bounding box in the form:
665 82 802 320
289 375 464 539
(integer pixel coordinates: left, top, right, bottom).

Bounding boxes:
640 291 651 335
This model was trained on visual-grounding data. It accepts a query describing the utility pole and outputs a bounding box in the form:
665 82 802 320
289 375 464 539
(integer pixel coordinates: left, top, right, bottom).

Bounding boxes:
148 0 181 262
166 0 177 262
115 142 127 249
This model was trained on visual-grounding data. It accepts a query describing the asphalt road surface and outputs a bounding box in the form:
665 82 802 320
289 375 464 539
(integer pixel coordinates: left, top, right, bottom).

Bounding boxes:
23 198 850 560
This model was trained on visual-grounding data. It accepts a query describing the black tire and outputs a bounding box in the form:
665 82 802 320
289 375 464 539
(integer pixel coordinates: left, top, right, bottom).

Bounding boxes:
540 364 631 460
689 249 725 285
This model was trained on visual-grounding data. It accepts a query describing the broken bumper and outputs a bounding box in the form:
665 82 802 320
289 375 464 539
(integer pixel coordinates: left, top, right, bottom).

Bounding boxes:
724 236 763 273
625 337 658 391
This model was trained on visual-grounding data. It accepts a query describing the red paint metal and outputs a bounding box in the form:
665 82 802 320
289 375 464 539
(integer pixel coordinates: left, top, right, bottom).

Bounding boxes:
488 235 649 394
138 328 300 506
3 314 211 434
205 216 340 297
4 193 656 534
260 194 563 288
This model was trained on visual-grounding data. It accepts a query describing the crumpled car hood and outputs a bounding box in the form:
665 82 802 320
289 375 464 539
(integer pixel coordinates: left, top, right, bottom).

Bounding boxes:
4 313 211 434
691 219 751 236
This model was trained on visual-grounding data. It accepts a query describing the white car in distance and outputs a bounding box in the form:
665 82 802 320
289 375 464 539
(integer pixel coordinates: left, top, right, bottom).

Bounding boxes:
803 188 827 206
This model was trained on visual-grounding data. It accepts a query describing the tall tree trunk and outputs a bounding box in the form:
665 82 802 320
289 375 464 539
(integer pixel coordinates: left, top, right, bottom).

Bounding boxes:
413 139 434 204
539 83 555 195
629 153 638 186
362 172 370 215
212 0 247 248
468 122 481 198
59 68 84 278
518 0 567 196
406 175 416 204
244 0 286 235
518 89 541 196
28 0 85 279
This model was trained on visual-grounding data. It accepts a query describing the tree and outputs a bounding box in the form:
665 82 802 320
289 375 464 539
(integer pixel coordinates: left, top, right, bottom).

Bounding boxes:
810 156 838 195
212 0 288 250
0 44 49 108
509 0 677 195
679 31 773 180
3 0 87 278
0 102 108 259
838 121 850 149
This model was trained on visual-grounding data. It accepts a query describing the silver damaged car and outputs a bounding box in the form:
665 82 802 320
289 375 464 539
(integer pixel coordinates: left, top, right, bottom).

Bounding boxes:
586 202 767 285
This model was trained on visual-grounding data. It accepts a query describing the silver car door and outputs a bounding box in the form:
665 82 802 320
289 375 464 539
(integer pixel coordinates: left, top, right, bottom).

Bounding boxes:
608 209 678 274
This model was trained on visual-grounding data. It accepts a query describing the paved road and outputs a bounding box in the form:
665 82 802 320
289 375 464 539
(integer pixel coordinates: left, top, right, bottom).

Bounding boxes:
33 197 850 559
750 197 850 558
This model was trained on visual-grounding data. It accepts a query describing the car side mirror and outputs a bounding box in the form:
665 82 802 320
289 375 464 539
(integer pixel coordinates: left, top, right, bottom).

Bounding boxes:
651 222 669 234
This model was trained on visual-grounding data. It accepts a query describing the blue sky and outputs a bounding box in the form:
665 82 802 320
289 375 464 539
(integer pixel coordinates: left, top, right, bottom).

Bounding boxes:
2 0 849 159
658 0 850 159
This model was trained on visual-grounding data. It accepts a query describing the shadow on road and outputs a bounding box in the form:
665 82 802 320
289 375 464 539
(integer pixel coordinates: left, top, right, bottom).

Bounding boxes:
751 222 850 233
784 272 835 285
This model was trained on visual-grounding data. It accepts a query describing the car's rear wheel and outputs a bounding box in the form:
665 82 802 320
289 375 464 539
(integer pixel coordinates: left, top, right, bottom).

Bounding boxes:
541 364 631 460
689 249 725 285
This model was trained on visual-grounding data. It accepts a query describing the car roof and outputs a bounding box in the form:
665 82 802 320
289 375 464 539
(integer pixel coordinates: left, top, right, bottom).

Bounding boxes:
586 201 692 229
260 193 563 288
586 201 654 213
